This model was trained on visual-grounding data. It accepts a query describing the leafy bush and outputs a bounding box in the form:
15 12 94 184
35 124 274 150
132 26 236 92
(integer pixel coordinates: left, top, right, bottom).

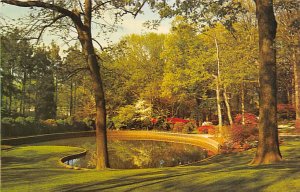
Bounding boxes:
198 125 215 134
56 119 66 126
15 117 27 125
151 117 170 131
41 119 57 127
232 113 258 143
14 116 38 136
1 117 15 126
1 117 16 137
112 105 137 129
223 113 259 153
234 113 258 128
173 122 185 132
25 116 35 124
83 117 95 130
2 116 95 137
66 116 75 126
182 122 196 133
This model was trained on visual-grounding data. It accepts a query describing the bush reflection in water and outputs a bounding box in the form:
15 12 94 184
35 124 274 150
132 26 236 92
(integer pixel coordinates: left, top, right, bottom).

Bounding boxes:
67 140 210 169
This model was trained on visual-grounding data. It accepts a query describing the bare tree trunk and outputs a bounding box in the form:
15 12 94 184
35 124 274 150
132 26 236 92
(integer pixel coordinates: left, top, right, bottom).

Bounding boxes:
55 74 58 118
241 82 245 125
223 87 233 125
21 71 27 115
9 93 12 113
74 81 77 113
251 0 282 165
69 81 73 116
214 36 223 136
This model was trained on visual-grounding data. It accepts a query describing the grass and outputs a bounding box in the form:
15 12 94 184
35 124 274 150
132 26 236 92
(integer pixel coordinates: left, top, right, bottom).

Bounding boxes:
1 137 300 192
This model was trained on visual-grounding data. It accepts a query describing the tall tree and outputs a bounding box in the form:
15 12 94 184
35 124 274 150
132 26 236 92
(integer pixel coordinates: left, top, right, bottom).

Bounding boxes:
48 41 62 117
103 33 166 115
251 0 282 164
0 28 34 115
34 47 56 120
160 17 211 119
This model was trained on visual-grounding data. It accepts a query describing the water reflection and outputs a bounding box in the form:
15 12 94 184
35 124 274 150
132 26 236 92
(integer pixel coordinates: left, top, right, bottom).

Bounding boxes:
66 140 211 169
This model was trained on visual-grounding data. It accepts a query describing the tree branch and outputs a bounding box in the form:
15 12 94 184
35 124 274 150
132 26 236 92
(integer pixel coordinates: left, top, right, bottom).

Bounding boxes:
35 14 67 44
92 38 104 51
92 0 112 12
1 0 85 29
117 0 147 18
60 67 89 82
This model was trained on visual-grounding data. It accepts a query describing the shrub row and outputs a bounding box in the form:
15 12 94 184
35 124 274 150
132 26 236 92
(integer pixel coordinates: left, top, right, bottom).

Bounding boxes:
1 116 94 138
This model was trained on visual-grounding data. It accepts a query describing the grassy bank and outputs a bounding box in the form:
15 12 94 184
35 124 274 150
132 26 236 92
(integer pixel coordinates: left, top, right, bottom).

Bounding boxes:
1 137 300 192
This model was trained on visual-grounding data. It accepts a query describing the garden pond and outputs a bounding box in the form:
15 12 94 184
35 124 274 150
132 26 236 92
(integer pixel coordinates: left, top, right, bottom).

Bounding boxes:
34 137 212 169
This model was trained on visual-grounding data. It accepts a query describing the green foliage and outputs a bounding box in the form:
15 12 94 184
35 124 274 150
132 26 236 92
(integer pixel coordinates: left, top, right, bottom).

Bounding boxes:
1 116 91 138
182 122 196 133
1 117 16 126
25 116 36 124
83 117 95 129
112 100 153 130
112 105 136 129
66 116 75 126
173 122 185 133
15 117 27 125
34 48 56 120
103 33 165 115
56 119 66 126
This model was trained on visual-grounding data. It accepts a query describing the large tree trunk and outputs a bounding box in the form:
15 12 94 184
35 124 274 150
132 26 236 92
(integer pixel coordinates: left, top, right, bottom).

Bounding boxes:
76 0 109 170
78 35 109 169
251 0 282 165
89 53 109 170
294 46 300 129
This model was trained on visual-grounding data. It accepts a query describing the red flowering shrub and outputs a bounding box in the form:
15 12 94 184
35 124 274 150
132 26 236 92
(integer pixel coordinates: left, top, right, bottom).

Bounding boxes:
231 124 244 142
223 113 259 153
232 113 258 141
234 113 258 128
198 125 215 134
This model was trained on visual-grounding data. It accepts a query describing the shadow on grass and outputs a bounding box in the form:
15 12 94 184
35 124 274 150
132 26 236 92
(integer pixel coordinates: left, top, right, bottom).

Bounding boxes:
54 138 300 192
53 151 300 192
2 137 300 192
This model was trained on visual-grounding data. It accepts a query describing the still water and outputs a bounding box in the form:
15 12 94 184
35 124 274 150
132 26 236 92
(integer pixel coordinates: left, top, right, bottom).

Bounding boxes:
64 140 211 169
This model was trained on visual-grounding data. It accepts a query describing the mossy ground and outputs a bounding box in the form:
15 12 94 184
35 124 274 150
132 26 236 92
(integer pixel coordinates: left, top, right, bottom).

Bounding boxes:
1 137 300 192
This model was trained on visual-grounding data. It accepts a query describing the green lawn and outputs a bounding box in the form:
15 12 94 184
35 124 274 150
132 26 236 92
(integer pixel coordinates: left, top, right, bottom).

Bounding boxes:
1 137 300 192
